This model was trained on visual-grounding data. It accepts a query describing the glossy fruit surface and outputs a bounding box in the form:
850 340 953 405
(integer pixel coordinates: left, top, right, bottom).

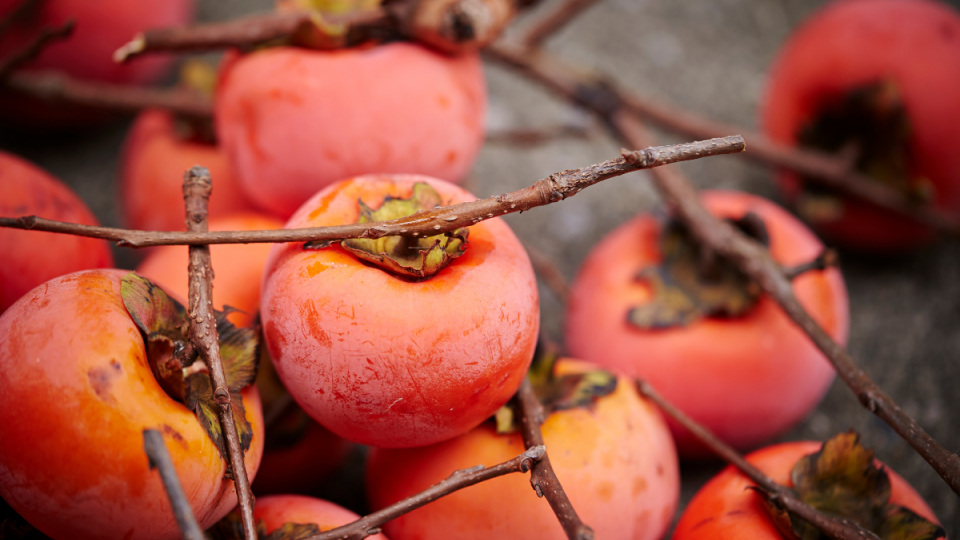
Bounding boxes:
261 175 539 448
366 359 679 540
254 495 388 539
0 270 264 540
121 109 256 232
565 190 849 456
216 43 486 218
136 212 283 328
763 0 960 251
0 151 114 312
672 440 940 538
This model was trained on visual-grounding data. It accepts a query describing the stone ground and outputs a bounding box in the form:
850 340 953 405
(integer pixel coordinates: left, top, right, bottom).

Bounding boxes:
1 0 958 535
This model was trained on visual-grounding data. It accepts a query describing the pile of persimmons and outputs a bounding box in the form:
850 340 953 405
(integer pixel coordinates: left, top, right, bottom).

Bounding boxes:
0 0 958 539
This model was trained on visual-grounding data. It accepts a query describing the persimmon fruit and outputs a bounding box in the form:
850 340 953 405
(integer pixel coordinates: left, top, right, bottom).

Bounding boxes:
565 190 849 456
0 151 114 312
762 0 960 251
366 359 679 540
260 174 539 448
254 495 388 539
215 43 487 218
0 270 264 540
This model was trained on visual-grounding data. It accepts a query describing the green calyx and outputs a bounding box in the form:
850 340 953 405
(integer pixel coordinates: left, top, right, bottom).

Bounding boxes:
308 182 469 279
762 431 945 540
627 213 769 330
795 79 933 223
121 273 259 460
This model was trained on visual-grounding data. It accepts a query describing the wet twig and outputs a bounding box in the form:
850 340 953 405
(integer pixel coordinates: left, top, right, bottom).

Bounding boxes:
182 167 257 540
303 446 546 540
142 429 206 540
0 136 745 248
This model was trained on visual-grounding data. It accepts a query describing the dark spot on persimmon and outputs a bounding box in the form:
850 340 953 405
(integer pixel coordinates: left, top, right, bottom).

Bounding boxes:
162 424 189 450
656 463 664 476
87 363 122 403
690 516 715 531
725 510 745 516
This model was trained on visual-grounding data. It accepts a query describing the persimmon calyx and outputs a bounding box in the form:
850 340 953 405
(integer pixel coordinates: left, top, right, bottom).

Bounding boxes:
209 511 320 540
276 0 385 50
627 213 769 330
311 182 469 279
121 273 259 460
760 431 945 540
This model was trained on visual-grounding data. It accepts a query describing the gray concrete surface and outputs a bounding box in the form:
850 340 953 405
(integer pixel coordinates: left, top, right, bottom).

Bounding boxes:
2 0 958 535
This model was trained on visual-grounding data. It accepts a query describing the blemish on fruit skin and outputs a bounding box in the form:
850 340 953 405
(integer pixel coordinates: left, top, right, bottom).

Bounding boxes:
87 360 122 403
633 476 648 496
596 480 615 502
690 516 715 531
161 424 189 450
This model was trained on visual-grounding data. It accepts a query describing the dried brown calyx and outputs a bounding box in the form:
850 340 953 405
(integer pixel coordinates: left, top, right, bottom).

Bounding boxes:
121 273 259 460
761 431 945 540
794 79 932 223
627 213 769 330
208 510 319 540
405 0 515 54
306 182 469 279
496 347 617 433
277 0 396 50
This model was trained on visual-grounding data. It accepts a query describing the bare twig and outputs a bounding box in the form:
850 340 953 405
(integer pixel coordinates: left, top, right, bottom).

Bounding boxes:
0 20 73 80
521 0 605 49
0 0 44 37
0 136 745 248
4 71 212 117
182 167 256 540
142 429 206 540
524 244 571 303
304 446 546 540
484 44 960 236
514 378 594 540
783 249 839 281
485 124 592 146
634 381 882 540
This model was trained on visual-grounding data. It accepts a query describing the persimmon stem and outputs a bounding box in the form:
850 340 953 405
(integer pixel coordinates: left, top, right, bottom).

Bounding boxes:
182 167 257 540
0 20 73 81
634 381 881 540
0 135 745 248
302 446 546 540
142 429 206 540
514 378 594 540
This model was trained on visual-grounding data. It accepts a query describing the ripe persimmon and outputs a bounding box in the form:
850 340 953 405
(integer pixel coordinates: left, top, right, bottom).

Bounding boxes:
366 359 679 540
253 495 388 539
216 43 486 217
0 270 264 540
566 190 849 456
0 151 114 312
260 175 539 448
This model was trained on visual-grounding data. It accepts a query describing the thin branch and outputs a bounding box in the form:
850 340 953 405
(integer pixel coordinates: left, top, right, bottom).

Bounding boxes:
0 135 745 248
521 0 605 49
304 445 546 540
0 20 74 80
514 378 594 540
783 249 838 281
485 124 592 146
182 167 257 540
484 44 960 236
4 71 212 118
524 244 570 303
634 381 881 540
142 429 206 540
0 0 44 38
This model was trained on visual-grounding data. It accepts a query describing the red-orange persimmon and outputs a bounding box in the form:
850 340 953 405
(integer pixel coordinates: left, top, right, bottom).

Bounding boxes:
260 175 539 448
0 151 114 312
254 495 388 539
0 270 264 540
565 190 849 456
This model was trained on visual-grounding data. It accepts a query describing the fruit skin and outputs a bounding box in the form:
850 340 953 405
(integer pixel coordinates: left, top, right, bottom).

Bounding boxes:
762 0 960 251
0 151 114 312
565 190 849 456
215 43 487 218
672 441 940 538
136 212 284 328
0 269 264 540
120 110 257 233
366 359 679 540
261 175 539 448
254 494 388 539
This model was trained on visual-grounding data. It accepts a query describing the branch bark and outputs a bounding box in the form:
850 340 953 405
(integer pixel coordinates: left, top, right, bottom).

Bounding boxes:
142 429 206 540
304 446 546 540
182 167 257 540
0 135 745 248
634 381 882 540
514 378 594 540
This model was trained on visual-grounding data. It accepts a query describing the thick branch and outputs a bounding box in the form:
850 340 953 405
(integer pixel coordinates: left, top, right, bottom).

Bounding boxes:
182 167 257 540
521 0 604 49
4 71 212 117
514 378 593 540
485 44 960 236
0 136 744 248
634 381 881 540
142 429 206 540
0 20 74 80
304 446 546 540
